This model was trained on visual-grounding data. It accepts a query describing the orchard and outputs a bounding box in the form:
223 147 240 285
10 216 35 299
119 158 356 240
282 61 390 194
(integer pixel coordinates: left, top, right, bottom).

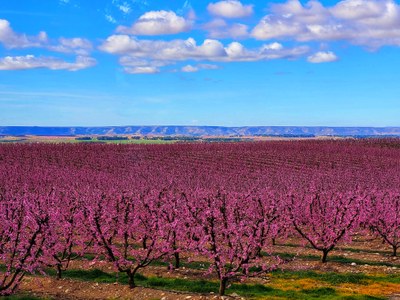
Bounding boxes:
0 139 399 297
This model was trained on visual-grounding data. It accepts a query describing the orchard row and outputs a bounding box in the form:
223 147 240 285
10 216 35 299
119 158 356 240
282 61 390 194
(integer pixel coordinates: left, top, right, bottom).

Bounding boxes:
0 140 399 296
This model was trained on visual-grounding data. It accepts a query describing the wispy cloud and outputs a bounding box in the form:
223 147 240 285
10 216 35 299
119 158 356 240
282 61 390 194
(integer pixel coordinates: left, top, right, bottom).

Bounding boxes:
125 66 160 74
0 55 96 71
105 14 117 24
118 2 131 14
182 63 219 72
0 91 109 100
204 18 249 39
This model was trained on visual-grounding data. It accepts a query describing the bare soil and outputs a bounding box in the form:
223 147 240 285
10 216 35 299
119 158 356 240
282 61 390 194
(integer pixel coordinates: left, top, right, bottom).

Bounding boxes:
11 234 400 299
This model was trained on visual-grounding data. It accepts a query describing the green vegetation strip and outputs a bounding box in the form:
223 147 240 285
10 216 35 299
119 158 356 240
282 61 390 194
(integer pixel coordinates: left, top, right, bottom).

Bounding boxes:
41 268 388 299
3 258 399 299
272 269 400 285
271 251 400 268
1 268 393 299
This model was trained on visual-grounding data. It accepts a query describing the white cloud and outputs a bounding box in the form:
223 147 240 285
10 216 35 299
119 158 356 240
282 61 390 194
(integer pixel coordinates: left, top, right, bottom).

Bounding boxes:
204 19 249 39
262 42 284 50
182 65 198 72
100 36 230 60
125 66 159 74
49 37 93 55
105 14 117 24
117 11 192 35
251 0 400 49
208 1 253 18
0 19 93 55
330 0 388 21
225 41 247 58
181 64 219 72
100 35 309 73
118 2 131 14
198 63 219 70
307 51 338 63
0 55 96 71
0 19 48 49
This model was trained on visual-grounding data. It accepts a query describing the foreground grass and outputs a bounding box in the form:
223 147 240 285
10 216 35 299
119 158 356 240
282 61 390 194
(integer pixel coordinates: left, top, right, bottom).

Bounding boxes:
3 259 399 299
40 268 395 299
3 250 400 299
2 255 400 299
272 251 400 268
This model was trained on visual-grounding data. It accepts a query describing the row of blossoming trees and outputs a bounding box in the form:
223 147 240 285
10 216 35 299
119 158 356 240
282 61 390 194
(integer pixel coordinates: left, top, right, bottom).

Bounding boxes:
0 140 399 295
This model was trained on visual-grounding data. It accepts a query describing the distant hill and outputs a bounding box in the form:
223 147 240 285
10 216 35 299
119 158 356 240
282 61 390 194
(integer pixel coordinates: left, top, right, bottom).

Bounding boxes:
0 126 399 137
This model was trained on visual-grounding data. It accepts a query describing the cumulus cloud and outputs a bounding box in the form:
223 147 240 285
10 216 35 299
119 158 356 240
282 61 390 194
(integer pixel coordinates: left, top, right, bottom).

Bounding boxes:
117 11 192 35
0 55 96 71
208 1 253 18
100 36 229 60
0 19 93 55
307 51 338 63
0 19 48 49
252 0 400 48
204 19 249 39
100 35 309 73
330 0 389 21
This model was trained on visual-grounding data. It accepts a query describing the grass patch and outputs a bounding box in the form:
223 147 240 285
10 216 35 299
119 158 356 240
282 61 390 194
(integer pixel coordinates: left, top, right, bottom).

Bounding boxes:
301 287 337 296
1 266 393 299
340 297 384 300
2 262 397 299
272 270 370 285
272 251 400 268
55 268 389 299
149 259 210 270
60 269 118 283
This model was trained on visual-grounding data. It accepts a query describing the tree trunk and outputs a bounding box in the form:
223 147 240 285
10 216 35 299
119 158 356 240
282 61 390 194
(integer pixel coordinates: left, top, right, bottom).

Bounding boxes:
174 252 180 269
255 246 263 258
393 245 397 257
219 277 228 296
321 250 329 263
56 264 63 280
127 271 136 289
142 237 148 250
272 238 276 246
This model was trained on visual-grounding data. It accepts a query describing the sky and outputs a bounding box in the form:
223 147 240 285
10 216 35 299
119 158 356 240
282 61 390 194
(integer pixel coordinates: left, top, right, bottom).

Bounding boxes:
0 0 399 127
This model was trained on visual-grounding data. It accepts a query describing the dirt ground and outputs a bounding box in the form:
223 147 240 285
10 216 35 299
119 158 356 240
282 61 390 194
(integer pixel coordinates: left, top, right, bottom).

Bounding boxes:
11 234 400 299
21 277 236 300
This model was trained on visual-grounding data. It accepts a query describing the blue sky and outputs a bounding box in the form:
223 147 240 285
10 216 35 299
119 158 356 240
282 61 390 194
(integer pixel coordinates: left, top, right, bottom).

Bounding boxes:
0 0 399 127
